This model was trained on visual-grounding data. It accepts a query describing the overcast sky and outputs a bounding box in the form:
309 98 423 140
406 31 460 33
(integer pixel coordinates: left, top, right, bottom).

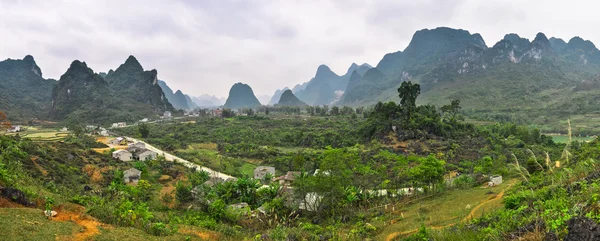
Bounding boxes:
1 0 599 98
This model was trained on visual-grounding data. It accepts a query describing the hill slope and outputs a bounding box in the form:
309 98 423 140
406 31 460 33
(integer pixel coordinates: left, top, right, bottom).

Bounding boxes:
0 56 55 120
157 80 190 110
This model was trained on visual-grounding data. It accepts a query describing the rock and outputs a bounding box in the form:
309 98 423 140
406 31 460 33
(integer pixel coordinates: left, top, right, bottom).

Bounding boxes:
564 217 600 241
83 185 92 191
44 210 57 217
0 187 35 206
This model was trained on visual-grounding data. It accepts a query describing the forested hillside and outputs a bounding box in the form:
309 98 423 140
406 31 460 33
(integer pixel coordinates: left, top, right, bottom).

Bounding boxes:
0 56 55 120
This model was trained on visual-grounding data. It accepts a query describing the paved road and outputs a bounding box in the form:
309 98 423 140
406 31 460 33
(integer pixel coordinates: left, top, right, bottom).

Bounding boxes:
124 137 236 181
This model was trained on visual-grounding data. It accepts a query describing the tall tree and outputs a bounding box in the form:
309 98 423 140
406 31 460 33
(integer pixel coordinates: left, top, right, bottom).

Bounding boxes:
441 99 461 122
138 123 150 138
397 81 421 123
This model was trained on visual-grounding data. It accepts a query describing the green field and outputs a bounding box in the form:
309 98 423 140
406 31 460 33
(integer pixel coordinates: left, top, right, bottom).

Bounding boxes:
550 134 596 143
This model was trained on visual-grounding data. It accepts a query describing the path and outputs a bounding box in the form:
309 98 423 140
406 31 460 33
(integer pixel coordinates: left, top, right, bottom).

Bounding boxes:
384 181 515 241
125 137 237 181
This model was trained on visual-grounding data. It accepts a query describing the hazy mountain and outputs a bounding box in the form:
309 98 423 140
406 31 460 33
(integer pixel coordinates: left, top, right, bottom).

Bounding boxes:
268 87 289 106
157 80 190 110
223 83 262 109
0 55 54 120
276 89 307 106
184 94 197 109
295 62 371 105
192 94 224 108
292 82 308 94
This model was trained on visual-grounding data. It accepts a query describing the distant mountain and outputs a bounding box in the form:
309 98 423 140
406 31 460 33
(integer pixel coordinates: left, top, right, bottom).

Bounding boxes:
295 63 371 105
192 95 223 108
268 87 289 106
0 55 55 120
184 95 197 110
157 80 189 110
223 83 262 109
104 56 175 113
277 89 307 106
292 82 308 94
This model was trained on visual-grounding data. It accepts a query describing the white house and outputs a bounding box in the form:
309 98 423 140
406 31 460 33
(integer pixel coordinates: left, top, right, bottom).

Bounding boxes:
123 168 142 184
138 150 157 161
128 142 145 149
112 150 133 162
6 125 21 133
163 111 172 118
489 175 503 186
100 130 109 136
139 118 149 123
60 127 68 132
111 122 126 128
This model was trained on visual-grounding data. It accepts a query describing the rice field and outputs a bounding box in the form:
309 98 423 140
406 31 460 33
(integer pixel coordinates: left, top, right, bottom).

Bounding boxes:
549 134 595 143
5 126 70 142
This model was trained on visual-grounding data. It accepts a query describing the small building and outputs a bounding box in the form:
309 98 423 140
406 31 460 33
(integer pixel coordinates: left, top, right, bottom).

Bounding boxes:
109 137 126 146
128 142 146 149
274 171 301 186
163 111 172 118
60 127 68 132
139 118 149 123
489 175 503 186
138 150 157 161
111 122 126 128
100 130 109 136
112 149 133 162
212 109 222 118
123 168 142 184
7 125 21 133
254 166 275 180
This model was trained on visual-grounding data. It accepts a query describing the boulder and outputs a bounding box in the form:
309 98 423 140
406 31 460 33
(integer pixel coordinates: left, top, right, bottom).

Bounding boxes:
44 210 57 217
565 217 600 241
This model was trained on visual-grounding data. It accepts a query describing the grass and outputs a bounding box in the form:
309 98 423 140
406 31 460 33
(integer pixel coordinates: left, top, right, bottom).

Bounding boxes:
94 225 218 241
239 162 258 177
376 181 510 240
550 134 595 143
0 208 80 241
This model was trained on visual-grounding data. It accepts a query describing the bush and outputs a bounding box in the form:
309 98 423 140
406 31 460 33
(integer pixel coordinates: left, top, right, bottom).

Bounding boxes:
453 175 476 189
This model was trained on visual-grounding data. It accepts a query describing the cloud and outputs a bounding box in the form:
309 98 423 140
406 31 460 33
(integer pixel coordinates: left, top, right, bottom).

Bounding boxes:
1 0 600 98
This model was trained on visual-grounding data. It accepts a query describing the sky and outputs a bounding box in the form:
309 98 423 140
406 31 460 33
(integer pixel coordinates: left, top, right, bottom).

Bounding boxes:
1 0 600 98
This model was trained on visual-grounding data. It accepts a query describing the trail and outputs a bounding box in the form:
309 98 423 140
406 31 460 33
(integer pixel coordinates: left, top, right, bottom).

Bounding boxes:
52 207 105 241
384 181 515 241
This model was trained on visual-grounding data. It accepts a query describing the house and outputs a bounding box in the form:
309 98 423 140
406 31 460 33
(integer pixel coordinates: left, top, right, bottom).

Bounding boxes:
111 122 126 128
109 137 126 145
100 130 109 136
6 125 21 133
138 150 157 161
86 125 97 130
139 118 149 123
212 109 222 118
123 168 142 184
60 127 68 132
274 171 301 186
163 111 172 118
112 150 133 162
128 142 145 149
489 175 503 186
254 166 275 180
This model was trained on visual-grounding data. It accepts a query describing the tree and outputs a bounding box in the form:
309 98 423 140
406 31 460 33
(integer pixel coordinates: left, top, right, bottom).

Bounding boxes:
397 81 421 123
441 99 461 122
331 106 340 116
138 123 150 138
0 112 10 130
265 107 270 115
